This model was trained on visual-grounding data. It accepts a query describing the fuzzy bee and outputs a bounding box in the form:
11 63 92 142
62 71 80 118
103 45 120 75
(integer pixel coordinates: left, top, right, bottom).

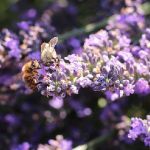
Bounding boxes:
41 37 59 66
22 60 40 90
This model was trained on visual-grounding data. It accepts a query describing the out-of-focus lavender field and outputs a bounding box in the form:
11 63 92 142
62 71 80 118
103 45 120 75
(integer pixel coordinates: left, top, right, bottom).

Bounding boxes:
0 0 150 149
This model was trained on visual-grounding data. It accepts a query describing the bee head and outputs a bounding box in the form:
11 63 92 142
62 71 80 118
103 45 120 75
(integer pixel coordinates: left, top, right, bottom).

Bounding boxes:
32 60 40 69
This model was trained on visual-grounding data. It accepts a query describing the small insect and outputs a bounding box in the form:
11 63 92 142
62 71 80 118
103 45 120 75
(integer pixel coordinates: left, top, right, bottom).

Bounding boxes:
41 37 59 66
22 60 40 90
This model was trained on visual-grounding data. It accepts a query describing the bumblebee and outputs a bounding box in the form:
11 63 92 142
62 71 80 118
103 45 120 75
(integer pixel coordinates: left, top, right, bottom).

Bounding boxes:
41 37 60 66
22 60 40 90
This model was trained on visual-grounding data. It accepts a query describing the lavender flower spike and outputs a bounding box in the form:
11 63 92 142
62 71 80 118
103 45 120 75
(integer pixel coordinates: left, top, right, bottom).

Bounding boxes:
28 29 150 101
128 115 150 146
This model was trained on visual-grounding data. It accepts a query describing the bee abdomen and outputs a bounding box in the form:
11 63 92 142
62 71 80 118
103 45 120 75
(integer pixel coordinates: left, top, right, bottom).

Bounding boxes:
23 75 37 90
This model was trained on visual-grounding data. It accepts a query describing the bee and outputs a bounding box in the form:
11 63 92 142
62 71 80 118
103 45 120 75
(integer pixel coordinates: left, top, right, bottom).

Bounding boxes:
22 60 40 90
41 37 60 66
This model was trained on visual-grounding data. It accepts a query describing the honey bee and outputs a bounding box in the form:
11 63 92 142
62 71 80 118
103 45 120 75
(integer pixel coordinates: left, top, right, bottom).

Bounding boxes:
22 60 40 90
41 37 60 66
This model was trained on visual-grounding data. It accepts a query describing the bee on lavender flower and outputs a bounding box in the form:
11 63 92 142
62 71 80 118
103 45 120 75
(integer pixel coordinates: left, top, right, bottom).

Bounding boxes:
22 60 40 90
41 37 60 66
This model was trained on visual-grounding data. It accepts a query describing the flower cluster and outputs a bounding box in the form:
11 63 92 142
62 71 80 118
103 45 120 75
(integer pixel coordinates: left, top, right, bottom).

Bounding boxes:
35 28 150 101
128 115 150 146
37 135 72 150
0 3 58 103
11 135 72 150
0 1 82 103
106 0 145 37
27 0 150 102
0 21 55 68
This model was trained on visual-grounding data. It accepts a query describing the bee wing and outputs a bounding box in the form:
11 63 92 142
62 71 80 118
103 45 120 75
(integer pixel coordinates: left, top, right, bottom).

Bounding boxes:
41 43 47 53
49 37 58 47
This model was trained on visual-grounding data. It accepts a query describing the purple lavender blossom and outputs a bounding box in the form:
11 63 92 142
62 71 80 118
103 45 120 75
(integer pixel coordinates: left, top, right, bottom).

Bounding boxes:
21 8 37 20
37 135 72 150
128 115 150 146
106 0 145 36
12 142 30 150
84 29 131 55
17 21 30 31
134 78 150 94
124 84 135 96
68 38 82 54
49 96 64 109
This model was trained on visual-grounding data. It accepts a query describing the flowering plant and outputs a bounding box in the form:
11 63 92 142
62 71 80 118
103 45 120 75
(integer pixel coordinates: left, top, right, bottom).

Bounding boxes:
0 0 150 149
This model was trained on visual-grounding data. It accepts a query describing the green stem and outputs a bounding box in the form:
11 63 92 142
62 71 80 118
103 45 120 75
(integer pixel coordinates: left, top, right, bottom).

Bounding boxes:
58 2 150 43
58 18 109 43
73 131 113 150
